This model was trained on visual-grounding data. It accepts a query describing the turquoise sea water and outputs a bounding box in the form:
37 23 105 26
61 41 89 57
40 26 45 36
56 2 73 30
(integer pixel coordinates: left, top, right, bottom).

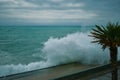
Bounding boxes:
0 26 119 76
0 26 82 65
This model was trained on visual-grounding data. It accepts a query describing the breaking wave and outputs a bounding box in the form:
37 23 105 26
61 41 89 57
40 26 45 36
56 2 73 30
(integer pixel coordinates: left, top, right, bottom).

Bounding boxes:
42 32 110 65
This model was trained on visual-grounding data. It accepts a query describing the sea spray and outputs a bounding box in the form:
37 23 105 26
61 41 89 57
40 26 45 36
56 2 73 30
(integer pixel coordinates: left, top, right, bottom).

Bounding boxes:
42 32 110 64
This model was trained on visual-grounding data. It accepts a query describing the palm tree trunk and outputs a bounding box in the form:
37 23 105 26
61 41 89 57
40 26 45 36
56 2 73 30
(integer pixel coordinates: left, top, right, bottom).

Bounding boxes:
110 46 118 80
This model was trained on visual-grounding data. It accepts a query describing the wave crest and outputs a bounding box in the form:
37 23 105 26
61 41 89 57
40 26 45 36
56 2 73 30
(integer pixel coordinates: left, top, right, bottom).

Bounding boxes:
42 32 110 65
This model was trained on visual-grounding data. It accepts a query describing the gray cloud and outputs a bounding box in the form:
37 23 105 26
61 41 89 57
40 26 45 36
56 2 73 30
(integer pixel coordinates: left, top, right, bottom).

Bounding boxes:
0 0 120 25
0 0 38 9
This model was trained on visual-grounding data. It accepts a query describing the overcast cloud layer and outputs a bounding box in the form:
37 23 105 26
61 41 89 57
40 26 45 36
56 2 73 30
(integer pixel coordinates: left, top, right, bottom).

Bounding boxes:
0 0 120 25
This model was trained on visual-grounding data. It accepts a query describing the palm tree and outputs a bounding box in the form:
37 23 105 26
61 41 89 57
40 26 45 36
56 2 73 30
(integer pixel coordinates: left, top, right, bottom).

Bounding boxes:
90 22 120 80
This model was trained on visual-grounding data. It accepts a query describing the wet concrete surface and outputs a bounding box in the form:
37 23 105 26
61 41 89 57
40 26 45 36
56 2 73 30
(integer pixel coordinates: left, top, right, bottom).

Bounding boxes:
0 63 93 80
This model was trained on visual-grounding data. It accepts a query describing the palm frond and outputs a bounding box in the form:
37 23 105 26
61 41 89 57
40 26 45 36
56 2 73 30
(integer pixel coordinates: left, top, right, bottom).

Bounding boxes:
90 22 120 49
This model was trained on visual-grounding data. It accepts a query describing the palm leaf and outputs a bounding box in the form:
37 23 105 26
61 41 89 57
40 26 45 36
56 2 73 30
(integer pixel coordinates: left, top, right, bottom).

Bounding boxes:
90 22 120 49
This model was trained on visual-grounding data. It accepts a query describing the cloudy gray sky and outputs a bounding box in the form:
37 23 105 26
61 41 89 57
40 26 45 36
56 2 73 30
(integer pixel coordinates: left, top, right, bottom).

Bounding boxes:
0 0 120 26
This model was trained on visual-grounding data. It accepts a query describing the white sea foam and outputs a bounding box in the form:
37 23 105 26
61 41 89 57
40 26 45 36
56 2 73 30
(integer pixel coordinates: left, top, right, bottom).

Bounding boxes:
42 32 110 65
0 61 53 76
0 32 120 77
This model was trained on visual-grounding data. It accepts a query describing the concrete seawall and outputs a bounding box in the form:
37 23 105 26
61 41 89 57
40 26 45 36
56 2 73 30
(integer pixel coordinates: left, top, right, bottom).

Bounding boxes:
0 63 92 80
54 61 120 80
0 61 120 80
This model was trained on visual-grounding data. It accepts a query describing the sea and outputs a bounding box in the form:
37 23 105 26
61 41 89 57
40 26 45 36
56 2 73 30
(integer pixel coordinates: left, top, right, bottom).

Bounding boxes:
0 26 119 77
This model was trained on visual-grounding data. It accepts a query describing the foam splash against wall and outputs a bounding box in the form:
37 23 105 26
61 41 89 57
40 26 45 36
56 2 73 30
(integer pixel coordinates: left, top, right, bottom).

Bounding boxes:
42 32 110 65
